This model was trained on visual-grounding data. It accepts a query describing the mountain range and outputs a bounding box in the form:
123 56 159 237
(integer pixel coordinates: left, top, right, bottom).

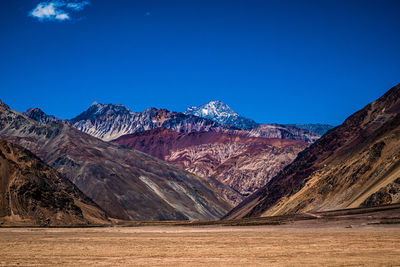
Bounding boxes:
8 90 396 227
22 101 320 207
69 102 232 141
0 102 230 221
23 101 327 143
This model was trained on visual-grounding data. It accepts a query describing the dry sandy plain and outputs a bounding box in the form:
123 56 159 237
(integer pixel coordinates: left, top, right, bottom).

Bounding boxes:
1 224 400 266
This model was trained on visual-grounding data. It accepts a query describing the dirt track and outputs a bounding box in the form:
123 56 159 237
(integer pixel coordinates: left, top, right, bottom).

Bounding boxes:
1 225 399 266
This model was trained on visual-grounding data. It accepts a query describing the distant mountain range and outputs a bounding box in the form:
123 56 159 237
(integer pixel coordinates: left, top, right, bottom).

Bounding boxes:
69 102 232 141
18 100 327 210
225 83 400 220
19 100 324 209
23 100 328 143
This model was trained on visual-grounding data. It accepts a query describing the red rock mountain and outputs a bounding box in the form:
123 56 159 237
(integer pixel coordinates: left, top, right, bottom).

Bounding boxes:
113 128 308 205
0 139 109 226
225 83 400 219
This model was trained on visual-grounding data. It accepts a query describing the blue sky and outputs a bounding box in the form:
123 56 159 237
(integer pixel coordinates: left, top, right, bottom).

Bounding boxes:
1 0 400 125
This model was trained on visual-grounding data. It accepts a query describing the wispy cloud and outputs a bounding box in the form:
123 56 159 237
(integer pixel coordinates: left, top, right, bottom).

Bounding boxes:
29 1 90 21
66 1 90 11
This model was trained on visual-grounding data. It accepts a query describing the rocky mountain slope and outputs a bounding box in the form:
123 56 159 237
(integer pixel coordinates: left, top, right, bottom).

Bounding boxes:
0 101 230 221
0 138 109 226
245 124 321 143
23 108 65 124
225 83 400 220
113 128 308 205
285 123 334 135
69 102 233 141
184 100 258 129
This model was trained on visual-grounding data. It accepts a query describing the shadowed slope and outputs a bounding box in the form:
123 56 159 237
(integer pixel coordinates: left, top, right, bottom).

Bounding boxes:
0 139 109 226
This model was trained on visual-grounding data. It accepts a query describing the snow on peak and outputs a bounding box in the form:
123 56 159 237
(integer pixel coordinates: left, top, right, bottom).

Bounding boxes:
186 100 238 118
184 100 257 129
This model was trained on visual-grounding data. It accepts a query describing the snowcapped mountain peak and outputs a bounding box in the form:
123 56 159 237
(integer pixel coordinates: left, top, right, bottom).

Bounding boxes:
189 100 239 118
208 100 230 107
185 100 257 129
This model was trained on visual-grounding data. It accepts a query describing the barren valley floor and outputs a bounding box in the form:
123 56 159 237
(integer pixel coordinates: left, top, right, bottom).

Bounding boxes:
1 224 400 266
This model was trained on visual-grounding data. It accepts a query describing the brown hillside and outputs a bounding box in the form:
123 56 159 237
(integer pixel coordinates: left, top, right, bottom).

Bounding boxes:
0 139 109 226
225 83 400 219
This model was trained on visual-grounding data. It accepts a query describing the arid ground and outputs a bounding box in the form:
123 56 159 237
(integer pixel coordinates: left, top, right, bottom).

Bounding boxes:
1 224 400 266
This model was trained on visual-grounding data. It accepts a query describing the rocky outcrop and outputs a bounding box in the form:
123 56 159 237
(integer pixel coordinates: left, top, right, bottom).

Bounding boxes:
23 108 66 124
225 83 400 220
0 139 109 226
360 178 400 208
0 102 231 221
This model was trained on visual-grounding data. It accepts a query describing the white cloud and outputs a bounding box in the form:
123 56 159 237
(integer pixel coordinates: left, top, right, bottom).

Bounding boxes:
29 1 89 21
55 13 70 20
30 2 67 21
66 1 90 11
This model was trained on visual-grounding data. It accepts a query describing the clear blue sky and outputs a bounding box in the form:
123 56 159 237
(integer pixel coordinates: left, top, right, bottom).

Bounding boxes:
1 0 400 125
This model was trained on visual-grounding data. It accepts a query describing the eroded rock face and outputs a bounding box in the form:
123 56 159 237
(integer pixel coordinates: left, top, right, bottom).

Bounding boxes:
23 108 65 124
0 103 231 221
0 139 109 226
225 83 400 220
113 128 308 205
